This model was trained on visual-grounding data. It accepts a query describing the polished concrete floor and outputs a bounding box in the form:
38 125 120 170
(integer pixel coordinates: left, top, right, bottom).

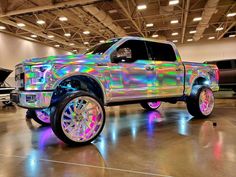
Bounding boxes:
0 91 236 177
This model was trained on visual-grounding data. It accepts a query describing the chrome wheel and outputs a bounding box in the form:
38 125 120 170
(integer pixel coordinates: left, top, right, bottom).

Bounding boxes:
148 101 161 109
61 96 104 143
199 88 214 116
35 108 51 124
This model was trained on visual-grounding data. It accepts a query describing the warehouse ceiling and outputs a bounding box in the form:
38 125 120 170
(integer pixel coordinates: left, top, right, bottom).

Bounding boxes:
0 0 235 53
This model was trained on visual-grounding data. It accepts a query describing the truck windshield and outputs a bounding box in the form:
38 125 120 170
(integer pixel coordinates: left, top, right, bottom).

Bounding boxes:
84 39 120 55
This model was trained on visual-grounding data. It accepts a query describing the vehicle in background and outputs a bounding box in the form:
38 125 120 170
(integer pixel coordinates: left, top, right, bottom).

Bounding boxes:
11 36 219 145
0 68 15 106
205 59 236 92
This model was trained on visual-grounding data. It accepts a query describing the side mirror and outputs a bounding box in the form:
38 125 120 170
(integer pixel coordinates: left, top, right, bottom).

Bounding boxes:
112 48 132 63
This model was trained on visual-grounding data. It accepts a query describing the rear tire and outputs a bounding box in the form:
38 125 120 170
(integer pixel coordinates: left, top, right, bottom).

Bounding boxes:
140 101 162 111
26 108 51 126
51 91 105 145
186 86 214 118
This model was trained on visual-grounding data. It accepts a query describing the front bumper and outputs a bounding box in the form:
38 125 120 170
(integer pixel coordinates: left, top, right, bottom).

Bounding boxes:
10 90 53 109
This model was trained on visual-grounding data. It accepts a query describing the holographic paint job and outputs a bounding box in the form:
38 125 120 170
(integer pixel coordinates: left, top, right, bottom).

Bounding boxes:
13 36 219 109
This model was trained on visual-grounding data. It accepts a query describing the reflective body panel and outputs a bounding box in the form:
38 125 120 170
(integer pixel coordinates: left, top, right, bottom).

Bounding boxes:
12 37 219 108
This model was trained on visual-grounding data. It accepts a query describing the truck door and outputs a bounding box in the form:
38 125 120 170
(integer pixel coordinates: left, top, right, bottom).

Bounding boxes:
146 41 185 97
109 39 157 101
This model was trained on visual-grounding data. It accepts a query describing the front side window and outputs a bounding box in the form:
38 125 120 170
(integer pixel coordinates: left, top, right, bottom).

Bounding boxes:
85 41 118 55
111 40 149 63
146 42 176 62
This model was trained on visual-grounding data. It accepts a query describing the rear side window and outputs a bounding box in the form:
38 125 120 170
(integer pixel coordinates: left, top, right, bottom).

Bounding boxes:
216 61 232 69
146 42 176 61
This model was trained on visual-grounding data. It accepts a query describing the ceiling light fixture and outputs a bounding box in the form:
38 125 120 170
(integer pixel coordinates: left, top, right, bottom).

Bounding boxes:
216 27 223 31
100 40 105 43
187 39 193 42
84 42 89 45
173 40 178 43
17 23 25 27
69 43 75 46
152 34 159 38
108 9 118 14
208 36 215 40
193 17 202 21
72 49 77 52
83 31 90 35
64 33 71 37
124 26 131 29
146 23 154 27
59 16 68 21
137 4 147 10
169 0 179 5
189 30 196 34
54 44 60 47
229 34 236 38
31 34 37 38
170 20 178 24
36 20 45 25
48 35 54 38
0 26 6 30
227 13 236 17
172 32 178 36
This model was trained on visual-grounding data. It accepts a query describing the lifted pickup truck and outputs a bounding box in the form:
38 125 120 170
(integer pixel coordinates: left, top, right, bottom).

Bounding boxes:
11 37 219 145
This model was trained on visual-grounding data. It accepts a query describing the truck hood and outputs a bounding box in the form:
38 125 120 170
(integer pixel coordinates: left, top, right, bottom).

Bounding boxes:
22 54 105 65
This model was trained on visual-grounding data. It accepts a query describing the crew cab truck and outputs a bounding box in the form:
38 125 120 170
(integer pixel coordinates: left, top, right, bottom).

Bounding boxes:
11 37 219 145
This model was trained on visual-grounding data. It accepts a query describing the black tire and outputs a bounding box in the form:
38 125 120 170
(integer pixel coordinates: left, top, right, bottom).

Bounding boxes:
51 91 105 145
26 109 51 126
233 88 236 93
186 86 214 118
140 101 162 111
3 101 13 106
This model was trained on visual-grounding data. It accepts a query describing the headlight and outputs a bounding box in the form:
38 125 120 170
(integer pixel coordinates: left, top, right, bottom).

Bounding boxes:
26 65 52 84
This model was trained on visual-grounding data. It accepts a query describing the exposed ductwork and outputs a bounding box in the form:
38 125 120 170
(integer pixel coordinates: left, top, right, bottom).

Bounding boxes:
83 5 126 37
193 0 220 41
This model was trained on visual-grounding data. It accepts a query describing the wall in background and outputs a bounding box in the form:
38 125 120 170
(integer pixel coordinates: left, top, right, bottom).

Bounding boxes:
177 38 236 62
0 32 68 85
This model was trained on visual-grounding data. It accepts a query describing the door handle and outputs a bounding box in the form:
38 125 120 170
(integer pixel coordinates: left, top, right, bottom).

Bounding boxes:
176 68 182 72
145 65 155 71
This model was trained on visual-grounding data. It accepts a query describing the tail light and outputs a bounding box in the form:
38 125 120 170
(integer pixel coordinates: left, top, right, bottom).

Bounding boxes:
216 67 220 82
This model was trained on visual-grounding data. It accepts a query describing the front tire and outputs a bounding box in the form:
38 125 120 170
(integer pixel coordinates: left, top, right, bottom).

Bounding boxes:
140 101 162 111
51 91 105 145
186 86 214 118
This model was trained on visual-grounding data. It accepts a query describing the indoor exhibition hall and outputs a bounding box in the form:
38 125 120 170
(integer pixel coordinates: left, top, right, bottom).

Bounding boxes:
0 0 236 177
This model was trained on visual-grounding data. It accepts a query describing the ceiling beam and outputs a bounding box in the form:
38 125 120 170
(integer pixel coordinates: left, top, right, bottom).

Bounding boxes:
181 0 190 43
115 0 145 37
217 22 236 40
0 0 100 17
0 17 85 48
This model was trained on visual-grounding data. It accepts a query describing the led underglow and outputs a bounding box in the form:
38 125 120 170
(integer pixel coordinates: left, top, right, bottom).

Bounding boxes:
83 31 90 35
0 26 6 30
169 0 179 5
193 17 202 21
172 32 178 36
59 16 68 21
227 13 236 17
47 35 54 38
187 39 193 42
137 4 147 10
189 30 196 34
170 20 178 24
216 27 223 31
146 23 154 27
208 36 215 40
64 33 71 37
173 40 178 43
229 34 236 38
84 42 89 45
36 20 46 25
152 34 159 38
17 23 25 27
